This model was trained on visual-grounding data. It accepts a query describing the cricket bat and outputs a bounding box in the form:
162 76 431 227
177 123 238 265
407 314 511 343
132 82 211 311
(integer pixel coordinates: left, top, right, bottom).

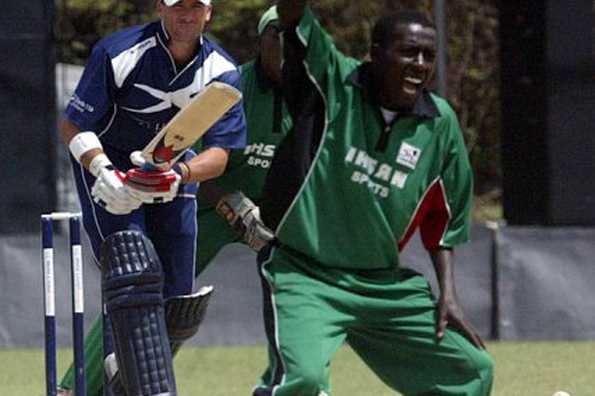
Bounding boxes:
140 81 242 169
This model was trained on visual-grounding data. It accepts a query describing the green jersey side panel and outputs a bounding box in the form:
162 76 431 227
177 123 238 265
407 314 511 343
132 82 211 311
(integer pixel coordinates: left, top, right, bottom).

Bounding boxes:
275 8 473 270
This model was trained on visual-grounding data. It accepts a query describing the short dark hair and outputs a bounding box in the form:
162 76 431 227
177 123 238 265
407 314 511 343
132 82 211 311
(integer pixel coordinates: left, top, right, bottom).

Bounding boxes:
371 9 435 49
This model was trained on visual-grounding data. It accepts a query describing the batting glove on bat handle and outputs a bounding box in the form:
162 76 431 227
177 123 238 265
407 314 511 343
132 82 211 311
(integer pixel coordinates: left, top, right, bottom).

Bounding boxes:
130 149 190 178
216 191 275 252
124 151 182 204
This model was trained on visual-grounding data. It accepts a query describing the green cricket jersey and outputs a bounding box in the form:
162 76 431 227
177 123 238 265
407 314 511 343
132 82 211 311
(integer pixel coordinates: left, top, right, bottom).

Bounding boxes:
197 59 292 206
263 7 473 270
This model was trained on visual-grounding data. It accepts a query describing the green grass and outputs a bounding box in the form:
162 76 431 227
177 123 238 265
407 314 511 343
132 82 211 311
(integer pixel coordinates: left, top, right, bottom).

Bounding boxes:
2 342 593 395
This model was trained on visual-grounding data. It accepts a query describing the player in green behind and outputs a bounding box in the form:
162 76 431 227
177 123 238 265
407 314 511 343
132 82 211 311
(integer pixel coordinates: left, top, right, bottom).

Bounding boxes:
195 5 288 268
57 6 287 396
252 1 494 395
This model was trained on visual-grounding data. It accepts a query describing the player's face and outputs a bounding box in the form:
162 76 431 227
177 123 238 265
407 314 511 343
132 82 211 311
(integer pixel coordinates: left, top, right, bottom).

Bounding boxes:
372 22 436 110
259 23 282 84
158 0 212 44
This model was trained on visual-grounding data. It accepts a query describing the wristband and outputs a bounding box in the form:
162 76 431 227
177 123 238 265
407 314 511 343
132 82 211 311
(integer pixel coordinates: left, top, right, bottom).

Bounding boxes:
88 153 112 177
69 131 103 163
172 162 191 183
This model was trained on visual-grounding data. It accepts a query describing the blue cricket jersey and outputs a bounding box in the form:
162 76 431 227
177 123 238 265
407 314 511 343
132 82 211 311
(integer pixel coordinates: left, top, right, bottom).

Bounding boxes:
65 20 247 180
64 21 247 305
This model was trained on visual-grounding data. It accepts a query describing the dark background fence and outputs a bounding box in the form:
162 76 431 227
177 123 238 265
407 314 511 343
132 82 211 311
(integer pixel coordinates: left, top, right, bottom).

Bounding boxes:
500 0 595 225
0 1 56 233
3 224 595 347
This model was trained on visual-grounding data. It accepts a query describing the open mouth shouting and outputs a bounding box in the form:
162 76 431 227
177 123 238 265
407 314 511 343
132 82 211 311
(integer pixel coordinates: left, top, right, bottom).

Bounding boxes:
403 75 424 95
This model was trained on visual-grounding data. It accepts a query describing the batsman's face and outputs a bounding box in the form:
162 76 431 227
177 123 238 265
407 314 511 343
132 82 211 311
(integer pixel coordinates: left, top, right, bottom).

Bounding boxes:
158 0 212 44
259 23 282 85
372 22 436 110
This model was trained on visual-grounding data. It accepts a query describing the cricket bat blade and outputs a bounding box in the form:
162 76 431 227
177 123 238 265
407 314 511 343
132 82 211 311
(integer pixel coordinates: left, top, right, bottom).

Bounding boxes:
141 81 242 169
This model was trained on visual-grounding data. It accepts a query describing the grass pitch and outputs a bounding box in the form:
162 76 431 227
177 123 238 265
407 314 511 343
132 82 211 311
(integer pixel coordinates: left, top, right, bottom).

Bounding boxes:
2 341 593 395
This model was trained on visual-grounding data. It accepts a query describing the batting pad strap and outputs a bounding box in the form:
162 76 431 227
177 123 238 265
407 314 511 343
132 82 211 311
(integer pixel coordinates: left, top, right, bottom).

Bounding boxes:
69 131 103 163
171 162 190 184
101 231 177 396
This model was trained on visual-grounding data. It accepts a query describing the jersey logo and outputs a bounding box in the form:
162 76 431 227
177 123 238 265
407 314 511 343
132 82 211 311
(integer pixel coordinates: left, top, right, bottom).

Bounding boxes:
122 82 200 114
244 142 277 169
68 93 95 114
119 51 237 115
345 146 410 198
396 142 421 170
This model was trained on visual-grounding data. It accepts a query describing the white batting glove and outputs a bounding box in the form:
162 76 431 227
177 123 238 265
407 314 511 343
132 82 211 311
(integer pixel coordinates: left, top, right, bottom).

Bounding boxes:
90 154 143 215
124 151 182 204
216 191 274 251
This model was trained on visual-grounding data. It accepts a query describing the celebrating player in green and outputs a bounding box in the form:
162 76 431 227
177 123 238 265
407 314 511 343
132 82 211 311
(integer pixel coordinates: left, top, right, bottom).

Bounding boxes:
56 7 288 396
253 1 494 395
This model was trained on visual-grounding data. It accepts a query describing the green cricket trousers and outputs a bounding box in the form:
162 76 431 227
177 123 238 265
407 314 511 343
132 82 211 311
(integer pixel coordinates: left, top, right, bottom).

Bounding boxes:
253 245 494 396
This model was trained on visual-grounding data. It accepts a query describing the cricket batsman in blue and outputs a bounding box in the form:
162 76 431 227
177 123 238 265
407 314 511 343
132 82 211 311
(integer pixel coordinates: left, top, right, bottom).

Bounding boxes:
58 0 246 394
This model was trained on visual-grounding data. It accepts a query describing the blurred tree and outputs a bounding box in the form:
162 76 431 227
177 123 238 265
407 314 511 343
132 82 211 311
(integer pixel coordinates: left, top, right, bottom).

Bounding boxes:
56 0 154 62
55 0 501 219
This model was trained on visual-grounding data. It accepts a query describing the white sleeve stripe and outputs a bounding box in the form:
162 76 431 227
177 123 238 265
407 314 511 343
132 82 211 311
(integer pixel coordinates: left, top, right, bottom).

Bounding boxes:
190 51 237 88
111 37 157 88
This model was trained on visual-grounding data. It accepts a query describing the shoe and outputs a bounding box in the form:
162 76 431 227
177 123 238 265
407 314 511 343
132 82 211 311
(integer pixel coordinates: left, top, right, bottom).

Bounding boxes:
57 388 73 396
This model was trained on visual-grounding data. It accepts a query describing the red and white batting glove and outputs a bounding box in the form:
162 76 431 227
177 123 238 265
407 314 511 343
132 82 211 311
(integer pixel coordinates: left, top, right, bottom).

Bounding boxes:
124 151 183 204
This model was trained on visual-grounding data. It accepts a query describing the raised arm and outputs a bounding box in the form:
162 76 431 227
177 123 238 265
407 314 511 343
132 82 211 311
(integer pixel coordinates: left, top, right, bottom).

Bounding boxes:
276 0 316 121
277 0 306 29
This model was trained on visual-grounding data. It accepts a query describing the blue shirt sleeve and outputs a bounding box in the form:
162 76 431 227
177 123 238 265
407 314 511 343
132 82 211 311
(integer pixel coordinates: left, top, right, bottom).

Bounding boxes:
201 70 247 150
64 44 116 131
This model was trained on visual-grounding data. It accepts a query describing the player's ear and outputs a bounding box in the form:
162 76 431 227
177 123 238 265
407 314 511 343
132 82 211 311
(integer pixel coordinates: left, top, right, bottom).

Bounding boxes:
156 0 165 14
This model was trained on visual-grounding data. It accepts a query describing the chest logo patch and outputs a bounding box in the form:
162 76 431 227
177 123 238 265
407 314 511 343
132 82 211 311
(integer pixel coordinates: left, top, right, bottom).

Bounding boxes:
123 82 199 114
396 142 422 170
